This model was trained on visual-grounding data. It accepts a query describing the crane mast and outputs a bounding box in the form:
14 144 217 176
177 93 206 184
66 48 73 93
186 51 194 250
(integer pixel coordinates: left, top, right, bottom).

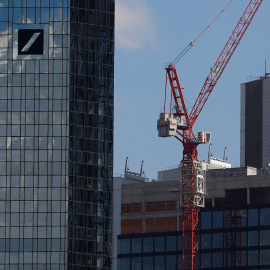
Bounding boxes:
157 1 263 269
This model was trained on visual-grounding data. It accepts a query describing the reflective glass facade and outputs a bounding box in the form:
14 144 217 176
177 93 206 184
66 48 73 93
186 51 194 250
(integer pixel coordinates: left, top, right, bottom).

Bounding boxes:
68 0 114 269
118 206 270 270
0 0 114 269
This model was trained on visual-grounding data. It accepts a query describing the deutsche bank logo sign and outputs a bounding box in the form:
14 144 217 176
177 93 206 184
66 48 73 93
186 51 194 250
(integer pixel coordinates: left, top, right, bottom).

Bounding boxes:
18 29 44 55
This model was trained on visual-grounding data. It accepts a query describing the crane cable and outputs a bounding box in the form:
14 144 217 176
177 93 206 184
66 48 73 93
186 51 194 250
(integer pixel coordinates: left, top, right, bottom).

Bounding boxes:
172 0 235 66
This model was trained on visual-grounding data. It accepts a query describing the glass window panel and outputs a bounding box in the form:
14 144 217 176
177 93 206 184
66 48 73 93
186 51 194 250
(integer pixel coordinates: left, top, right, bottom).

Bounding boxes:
118 239 130 255
0 213 5 226
11 213 19 226
12 100 21 111
38 201 47 212
166 255 177 270
201 253 211 268
12 74 21 86
0 100 7 111
201 212 211 229
213 211 223 228
143 256 153 270
241 250 247 266
39 150 47 162
0 202 5 212
178 235 182 251
131 257 142 270
0 112 6 124
0 8 8 21
248 231 258 246
213 233 223 248
12 125 20 136
166 235 177 251
38 213 47 226
53 112 61 124
25 150 33 161
248 250 258 266
118 258 130 270
53 100 62 111
12 88 22 100
26 74 34 86
154 236 165 252
213 252 223 267
154 256 164 270
53 125 61 136
260 230 270 246
0 21 8 33
25 188 34 200
0 75 7 86
201 234 211 249
12 112 20 124
143 237 153 253
40 100 48 111
25 125 34 137
260 208 270 226
52 137 61 149
52 149 61 161
12 150 20 161
131 238 142 253
11 201 19 212
241 210 248 226
39 125 48 136
25 176 33 187
241 231 247 247
248 209 258 226
40 74 48 86
260 250 270 265
0 150 5 161
26 100 34 111
25 201 33 212
25 137 34 149
39 137 47 149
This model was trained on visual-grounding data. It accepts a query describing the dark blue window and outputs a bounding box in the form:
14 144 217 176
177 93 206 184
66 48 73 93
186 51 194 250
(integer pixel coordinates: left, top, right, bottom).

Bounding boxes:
166 235 177 251
201 212 211 229
248 209 258 226
213 211 223 228
143 237 153 253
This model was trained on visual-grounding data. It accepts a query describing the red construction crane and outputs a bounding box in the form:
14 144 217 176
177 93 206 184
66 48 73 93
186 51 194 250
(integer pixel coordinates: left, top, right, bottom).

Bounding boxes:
157 1 263 269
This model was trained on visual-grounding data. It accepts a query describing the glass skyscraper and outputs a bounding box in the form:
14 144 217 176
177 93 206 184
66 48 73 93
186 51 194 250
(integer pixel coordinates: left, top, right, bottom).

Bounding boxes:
0 0 114 269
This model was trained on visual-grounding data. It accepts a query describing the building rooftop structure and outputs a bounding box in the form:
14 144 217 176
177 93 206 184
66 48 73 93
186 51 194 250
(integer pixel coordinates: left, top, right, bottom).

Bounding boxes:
116 165 270 269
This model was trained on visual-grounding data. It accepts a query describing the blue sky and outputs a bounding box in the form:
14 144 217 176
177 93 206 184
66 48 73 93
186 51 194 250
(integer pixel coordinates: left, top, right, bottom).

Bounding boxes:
114 0 270 178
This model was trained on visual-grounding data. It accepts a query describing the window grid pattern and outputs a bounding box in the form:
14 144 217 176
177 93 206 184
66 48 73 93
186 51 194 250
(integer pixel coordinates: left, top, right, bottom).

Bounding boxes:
68 0 114 269
117 207 270 270
0 0 70 269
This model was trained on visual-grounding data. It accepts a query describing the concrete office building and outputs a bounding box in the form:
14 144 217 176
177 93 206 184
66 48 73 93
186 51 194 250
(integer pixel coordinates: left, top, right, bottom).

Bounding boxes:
240 76 270 169
0 0 114 269
117 166 270 269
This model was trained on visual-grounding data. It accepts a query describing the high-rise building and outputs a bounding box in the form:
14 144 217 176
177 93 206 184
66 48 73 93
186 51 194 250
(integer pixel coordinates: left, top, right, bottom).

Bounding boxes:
0 0 114 269
240 76 270 169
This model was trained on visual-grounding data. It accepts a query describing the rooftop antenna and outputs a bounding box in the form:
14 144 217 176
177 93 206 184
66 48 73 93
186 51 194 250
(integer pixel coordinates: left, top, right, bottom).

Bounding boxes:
140 160 145 176
223 147 228 162
265 60 270 77
124 157 145 178
208 143 212 160
125 157 129 173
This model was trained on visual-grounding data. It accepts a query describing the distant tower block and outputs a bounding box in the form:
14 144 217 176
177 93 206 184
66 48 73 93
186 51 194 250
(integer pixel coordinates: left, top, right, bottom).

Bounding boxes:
240 76 270 168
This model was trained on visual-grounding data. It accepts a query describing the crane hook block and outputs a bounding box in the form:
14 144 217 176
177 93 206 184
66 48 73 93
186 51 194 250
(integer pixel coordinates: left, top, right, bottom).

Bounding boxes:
157 113 177 137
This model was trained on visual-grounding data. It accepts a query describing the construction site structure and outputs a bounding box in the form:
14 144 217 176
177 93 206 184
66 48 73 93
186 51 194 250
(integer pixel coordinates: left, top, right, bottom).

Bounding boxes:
225 209 247 267
157 1 264 269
